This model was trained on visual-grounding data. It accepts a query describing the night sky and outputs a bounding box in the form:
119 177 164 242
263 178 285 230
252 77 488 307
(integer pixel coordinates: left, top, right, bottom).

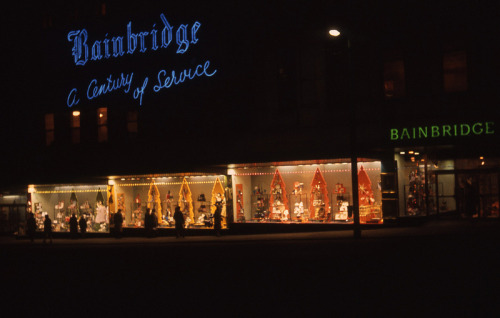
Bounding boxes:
2 0 499 187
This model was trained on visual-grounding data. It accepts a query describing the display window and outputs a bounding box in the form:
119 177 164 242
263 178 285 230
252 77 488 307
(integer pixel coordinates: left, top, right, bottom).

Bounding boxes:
28 184 109 232
228 159 383 224
395 150 500 219
109 173 229 229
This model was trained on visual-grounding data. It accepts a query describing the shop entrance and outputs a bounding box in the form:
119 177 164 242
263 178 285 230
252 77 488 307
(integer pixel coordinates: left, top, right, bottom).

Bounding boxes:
431 169 499 219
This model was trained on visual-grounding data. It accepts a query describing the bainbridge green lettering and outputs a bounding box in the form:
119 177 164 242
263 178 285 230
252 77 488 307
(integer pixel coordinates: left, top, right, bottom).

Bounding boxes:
431 126 440 138
390 129 399 140
460 124 470 136
418 127 427 138
485 122 495 134
472 123 483 135
401 128 410 139
442 125 452 137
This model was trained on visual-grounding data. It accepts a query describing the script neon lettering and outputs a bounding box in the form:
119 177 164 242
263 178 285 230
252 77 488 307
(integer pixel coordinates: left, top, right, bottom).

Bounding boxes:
67 14 199 66
67 88 80 107
87 73 134 101
68 30 88 66
154 60 217 93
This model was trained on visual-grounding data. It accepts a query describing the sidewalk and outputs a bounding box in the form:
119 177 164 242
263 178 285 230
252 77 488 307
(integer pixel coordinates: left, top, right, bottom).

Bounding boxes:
2 219 498 246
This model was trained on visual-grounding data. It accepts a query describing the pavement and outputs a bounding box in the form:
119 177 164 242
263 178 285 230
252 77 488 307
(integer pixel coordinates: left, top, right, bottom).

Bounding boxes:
1 219 499 246
2 219 499 317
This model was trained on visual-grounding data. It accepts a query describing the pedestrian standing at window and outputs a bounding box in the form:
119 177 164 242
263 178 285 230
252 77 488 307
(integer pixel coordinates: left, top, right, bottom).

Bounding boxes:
151 209 158 237
213 202 222 237
69 213 78 239
43 215 53 244
79 215 87 238
174 206 185 238
144 208 152 238
26 211 37 243
114 209 123 239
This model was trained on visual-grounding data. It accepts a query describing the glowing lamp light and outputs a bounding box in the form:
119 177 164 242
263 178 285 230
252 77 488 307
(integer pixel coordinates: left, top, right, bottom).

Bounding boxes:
72 110 81 117
329 29 341 37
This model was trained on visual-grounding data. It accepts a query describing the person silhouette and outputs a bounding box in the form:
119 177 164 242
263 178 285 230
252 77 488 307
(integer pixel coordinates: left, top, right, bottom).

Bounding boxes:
114 209 123 238
69 214 78 239
79 215 87 238
26 211 37 243
174 206 185 238
43 215 53 244
144 208 152 238
213 202 222 237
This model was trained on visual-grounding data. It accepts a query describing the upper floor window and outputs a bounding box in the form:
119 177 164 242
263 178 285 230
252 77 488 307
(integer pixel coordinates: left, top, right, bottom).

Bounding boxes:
443 51 467 93
71 111 81 144
97 107 108 142
384 60 406 99
127 111 138 134
44 113 54 146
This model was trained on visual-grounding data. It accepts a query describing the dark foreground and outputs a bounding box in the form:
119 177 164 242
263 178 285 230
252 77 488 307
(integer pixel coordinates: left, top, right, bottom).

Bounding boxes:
2 221 499 317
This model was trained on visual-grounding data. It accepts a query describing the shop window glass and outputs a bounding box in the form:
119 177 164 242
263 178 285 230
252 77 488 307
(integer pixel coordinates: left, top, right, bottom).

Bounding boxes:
44 113 54 146
110 174 228 229
229 160 383 224
384 60 405 99
127 111 138 133
30 184 109 233
443 51 467 92
97 107 108 142
71 111 80 144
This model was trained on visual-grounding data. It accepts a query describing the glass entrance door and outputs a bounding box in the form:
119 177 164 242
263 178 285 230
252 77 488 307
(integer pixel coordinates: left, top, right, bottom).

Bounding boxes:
432 169 500 219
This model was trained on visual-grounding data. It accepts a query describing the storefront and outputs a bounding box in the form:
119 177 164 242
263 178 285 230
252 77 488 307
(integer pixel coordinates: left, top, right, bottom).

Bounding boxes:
228 158 384 224
390 121 500 219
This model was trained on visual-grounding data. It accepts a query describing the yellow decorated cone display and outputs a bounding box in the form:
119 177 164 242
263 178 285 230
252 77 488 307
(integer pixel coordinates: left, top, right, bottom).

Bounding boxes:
178 178 194 224
147 179 163 224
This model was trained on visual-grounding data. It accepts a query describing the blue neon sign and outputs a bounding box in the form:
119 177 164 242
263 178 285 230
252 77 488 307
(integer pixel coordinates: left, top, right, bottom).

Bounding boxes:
66 13 216 107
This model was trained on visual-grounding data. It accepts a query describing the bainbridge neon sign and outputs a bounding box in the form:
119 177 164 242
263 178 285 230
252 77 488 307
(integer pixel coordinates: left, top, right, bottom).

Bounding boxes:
390 122 495 140
66 13 217 107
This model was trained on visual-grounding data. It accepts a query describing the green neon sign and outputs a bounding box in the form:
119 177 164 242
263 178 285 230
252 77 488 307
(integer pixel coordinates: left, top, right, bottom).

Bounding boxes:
390 122 495 141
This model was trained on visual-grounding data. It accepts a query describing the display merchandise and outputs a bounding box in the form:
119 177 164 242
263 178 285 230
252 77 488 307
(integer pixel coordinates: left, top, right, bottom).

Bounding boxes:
179 177 194 226
309 168 330 222
235 184 245 222
147 180 163 224
129 194 141 227
211 177 227 228
269 169 289 221
358 165 382 223
164 191 174 225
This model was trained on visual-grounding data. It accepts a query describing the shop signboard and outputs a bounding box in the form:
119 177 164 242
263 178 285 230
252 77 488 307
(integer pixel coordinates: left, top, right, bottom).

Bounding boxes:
389 121 495 141
66 13 217 108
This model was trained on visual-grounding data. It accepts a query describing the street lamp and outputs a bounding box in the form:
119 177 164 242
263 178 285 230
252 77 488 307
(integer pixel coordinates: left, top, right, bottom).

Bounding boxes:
328 27 361 238
329 29 341 37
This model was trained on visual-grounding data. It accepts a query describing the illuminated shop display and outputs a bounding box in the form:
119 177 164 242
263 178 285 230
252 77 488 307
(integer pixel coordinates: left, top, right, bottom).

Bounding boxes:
28 184 110 233
109 174 228 229
229 159 383 224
